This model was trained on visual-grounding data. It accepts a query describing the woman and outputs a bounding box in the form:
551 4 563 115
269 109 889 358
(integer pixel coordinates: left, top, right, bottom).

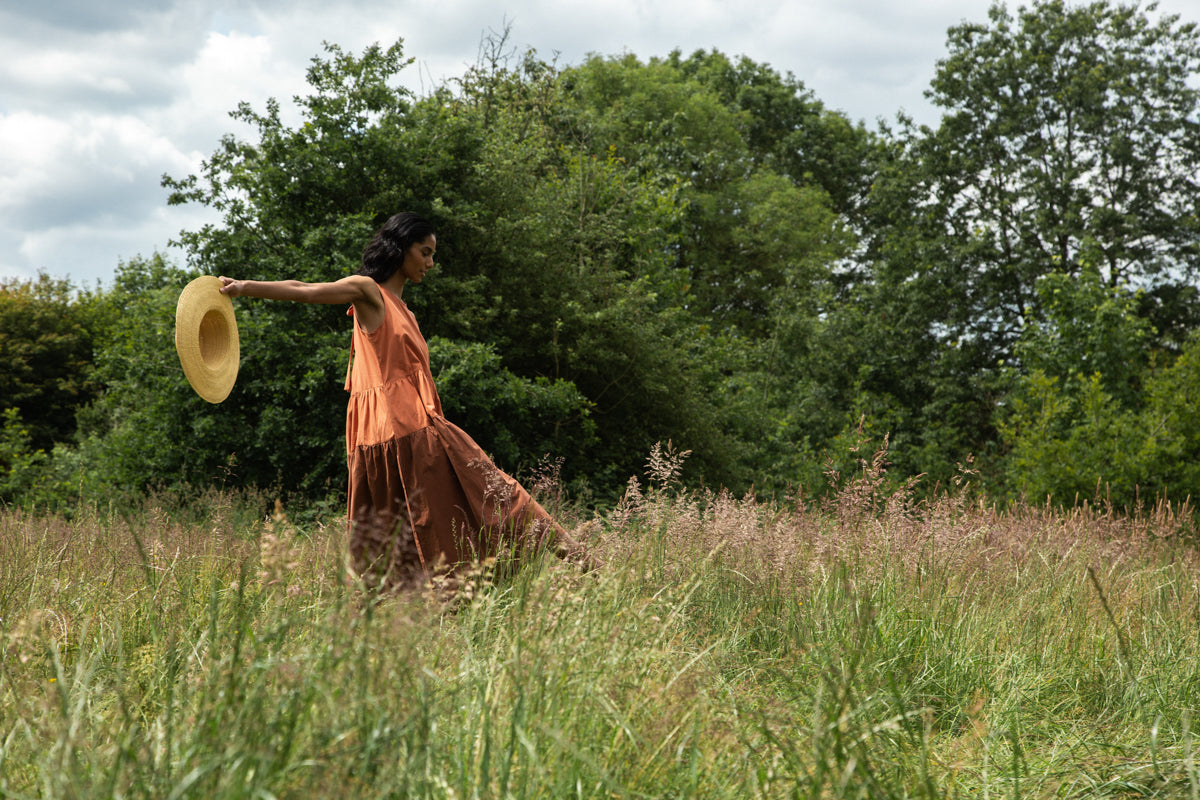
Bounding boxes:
219 211 589 591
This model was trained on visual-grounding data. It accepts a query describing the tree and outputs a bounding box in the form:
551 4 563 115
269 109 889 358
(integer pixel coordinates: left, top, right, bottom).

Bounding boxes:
555 50 873 336
914 0 1200 361
996 269 1156 503
0 274 109 453
424 46 741 490
545 49 876 493
837 0 1200 486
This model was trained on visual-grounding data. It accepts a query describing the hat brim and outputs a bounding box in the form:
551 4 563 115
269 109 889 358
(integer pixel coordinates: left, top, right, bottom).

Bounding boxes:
175 276 240 403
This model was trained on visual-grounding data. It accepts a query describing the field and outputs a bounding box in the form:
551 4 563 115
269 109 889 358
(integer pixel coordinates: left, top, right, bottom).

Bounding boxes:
3 451 1200 798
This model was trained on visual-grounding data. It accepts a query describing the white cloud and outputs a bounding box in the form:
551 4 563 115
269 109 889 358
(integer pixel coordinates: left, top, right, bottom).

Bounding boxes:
0 111 187 227
2 204 219 286
1 0 1198 286
162 30 307 147
0 8 207 114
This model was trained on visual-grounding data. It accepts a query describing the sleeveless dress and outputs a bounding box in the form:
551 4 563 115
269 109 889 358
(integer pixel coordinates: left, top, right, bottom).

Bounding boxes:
344 285 557 590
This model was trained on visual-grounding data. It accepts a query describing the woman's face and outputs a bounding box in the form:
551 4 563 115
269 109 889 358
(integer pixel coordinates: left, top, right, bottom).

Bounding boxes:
401 234 437 283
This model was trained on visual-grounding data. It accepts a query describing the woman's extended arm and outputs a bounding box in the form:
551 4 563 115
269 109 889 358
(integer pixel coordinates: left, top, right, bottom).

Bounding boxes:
219 275 378 304
219 275 386 331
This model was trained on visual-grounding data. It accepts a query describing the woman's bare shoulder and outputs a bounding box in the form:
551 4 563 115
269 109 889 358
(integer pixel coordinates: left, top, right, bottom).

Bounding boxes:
343 276 386 332
333 274 380 297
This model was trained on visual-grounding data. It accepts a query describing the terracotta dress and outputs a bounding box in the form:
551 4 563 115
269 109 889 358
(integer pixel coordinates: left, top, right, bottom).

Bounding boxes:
344 285 558 590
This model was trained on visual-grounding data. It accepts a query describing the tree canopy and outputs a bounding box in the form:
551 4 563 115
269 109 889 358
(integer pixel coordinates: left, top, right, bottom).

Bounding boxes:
5 0 1200 512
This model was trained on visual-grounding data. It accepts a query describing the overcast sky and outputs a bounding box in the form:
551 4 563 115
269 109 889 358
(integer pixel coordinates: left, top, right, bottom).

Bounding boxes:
2 0 1197 287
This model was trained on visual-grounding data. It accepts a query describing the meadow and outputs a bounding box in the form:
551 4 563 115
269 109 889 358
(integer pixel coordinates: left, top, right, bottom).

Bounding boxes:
3 447 1200 799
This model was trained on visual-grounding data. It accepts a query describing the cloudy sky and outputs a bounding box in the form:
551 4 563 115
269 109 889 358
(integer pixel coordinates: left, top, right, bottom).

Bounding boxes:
2 0 1197 287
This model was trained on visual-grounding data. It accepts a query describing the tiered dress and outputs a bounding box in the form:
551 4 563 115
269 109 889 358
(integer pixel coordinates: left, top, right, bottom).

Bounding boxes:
344 285 557 590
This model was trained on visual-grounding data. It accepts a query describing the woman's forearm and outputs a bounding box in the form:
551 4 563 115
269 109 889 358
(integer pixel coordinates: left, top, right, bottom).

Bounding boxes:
237 280 317 302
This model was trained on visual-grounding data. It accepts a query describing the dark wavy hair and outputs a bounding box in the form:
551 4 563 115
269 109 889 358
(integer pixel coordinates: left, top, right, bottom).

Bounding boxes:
358 212 436 282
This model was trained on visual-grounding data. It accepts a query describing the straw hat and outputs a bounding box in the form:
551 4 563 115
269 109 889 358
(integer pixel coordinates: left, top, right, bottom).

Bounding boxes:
175 275 240 403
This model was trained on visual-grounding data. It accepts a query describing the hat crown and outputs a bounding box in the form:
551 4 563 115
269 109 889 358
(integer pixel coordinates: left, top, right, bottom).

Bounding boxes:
199 309 232 366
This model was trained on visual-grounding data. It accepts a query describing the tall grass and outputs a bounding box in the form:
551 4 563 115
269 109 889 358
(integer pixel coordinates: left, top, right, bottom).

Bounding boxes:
2 451 1200 798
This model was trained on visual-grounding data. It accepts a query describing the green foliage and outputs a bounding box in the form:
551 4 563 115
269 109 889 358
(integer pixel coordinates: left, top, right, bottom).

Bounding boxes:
0 274 108 453
1013 268 1154 405
999 370 1144 504
429 337 596 475
555 50 870 336
426 69 715 484
71 254 237 497
925 0 1200 311
541 47 871 493
823 0 1200 491
10 5 1200 510
147 37 828 498
998 271 1200 506
1001 329 1200 507
1138 334 1200 499
0 407 47 503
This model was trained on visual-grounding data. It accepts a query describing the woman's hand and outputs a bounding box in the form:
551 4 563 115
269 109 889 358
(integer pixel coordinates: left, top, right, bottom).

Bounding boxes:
218 276 246 297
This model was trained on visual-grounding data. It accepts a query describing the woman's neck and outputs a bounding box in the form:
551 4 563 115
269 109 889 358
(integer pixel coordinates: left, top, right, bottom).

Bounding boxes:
380 272 406 301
